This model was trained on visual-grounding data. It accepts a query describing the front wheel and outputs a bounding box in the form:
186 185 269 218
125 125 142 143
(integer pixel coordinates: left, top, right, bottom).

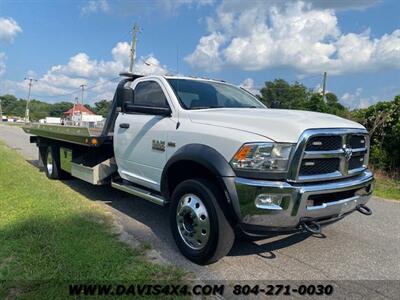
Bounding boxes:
169 178 235 265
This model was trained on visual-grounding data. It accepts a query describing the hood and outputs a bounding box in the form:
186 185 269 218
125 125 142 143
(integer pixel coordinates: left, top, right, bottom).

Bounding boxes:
188 108 365 143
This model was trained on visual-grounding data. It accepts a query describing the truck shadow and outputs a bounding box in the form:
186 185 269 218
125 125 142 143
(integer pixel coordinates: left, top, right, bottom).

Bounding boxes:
229 232 312 259
59 177 313 263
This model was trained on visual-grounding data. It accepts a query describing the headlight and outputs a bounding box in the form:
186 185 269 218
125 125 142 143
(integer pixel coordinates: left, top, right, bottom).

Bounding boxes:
230 143 294 172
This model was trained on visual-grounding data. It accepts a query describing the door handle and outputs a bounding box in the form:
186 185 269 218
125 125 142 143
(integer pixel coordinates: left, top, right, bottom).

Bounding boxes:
119 123 130 129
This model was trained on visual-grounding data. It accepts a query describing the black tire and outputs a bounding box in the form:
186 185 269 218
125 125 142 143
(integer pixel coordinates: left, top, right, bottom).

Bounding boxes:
169 178 235 265
43 146 61 179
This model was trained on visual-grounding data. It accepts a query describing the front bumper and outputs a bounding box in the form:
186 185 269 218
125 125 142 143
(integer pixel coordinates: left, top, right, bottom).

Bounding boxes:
235 170 374 234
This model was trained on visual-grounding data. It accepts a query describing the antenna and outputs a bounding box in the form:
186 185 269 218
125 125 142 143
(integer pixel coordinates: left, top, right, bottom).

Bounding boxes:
24 77 38 123
129 23 140 73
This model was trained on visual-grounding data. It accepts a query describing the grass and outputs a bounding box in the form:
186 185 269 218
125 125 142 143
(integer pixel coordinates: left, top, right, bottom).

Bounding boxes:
374 175 400 201
0 122 24 127
0 142 184 299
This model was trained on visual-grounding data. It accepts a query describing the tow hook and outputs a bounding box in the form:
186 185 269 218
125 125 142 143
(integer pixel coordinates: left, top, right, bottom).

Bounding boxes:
300 220 321 235
356 204 372 216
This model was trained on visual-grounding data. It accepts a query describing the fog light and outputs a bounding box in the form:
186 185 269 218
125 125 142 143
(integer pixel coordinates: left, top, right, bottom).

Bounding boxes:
255 194 284 210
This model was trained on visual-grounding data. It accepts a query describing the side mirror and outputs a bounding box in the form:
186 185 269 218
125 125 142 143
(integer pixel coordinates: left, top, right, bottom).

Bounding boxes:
124 103 171 116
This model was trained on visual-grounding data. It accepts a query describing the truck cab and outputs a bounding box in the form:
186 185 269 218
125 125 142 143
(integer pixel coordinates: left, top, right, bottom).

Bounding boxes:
25 74 374 265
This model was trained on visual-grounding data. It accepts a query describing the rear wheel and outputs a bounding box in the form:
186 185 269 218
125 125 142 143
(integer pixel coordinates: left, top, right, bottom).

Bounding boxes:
44 146 61 179
169 178 235 265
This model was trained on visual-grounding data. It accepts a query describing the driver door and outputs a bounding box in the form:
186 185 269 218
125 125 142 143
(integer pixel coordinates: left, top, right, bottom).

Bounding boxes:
114 79 175 191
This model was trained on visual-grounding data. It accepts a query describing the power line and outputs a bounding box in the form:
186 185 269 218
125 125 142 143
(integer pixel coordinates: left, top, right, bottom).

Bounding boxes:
30 76 120 100
84 76 120 92
31 87 82 100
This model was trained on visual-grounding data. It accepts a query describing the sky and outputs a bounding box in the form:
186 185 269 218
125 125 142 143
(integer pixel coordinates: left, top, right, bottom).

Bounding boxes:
0 0 399 109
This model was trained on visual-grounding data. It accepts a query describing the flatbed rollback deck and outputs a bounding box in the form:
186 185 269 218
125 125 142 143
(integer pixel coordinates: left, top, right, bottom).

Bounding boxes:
23 74 141 187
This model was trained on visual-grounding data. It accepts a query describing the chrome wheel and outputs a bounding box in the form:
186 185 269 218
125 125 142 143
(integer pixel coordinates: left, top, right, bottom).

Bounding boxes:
176 194 210 250
46 150 53 176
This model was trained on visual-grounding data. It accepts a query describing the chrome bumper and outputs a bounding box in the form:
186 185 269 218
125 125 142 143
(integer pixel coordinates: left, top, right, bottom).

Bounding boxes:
235 170 374 232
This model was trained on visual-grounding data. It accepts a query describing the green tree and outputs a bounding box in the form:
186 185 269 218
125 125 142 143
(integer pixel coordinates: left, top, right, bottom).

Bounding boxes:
93 100 111 117
258 79 347 115
84 104 93 112
7 99 27 117
29 99 52 121
325 92 347 117
352 96 400 173
259 79 309 109
306 93 327 113
49 102 74 117
0 94 18 115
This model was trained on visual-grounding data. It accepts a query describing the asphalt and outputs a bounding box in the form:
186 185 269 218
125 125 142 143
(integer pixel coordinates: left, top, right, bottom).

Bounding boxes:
1 123 399 283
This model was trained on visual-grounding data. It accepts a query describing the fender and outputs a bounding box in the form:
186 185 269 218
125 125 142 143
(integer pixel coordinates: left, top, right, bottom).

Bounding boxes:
160 144 241 221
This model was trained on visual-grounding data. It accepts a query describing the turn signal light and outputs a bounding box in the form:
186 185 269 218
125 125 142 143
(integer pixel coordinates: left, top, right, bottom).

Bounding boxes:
233 145 252 160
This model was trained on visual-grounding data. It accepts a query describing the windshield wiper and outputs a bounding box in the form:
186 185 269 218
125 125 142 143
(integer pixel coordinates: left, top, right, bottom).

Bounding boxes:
191 105 260 110
190 105 224 110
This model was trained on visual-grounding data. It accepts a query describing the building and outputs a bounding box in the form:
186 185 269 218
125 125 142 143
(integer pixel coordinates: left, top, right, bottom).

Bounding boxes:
64 104 104 128
39 117 62 124
64 104 95 119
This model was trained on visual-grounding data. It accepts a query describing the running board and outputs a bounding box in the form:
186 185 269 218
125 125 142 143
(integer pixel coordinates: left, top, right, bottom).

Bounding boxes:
111 180 166 206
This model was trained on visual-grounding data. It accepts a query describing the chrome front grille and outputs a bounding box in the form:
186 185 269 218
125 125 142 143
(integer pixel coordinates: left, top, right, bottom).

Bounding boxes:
288 129 369 182
299 158 340 176
305 136 342 151
349 154 365 170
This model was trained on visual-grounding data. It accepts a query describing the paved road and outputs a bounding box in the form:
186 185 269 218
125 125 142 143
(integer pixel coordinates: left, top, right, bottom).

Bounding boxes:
1 124 399 281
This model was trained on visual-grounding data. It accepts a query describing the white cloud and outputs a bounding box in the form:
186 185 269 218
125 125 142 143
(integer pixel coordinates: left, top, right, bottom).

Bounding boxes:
80 0 110 15
0 17 22 43
26 70 37 78
137 55 169 75
156 0 214 14
0 53 6 76
81 0 212 16
341 88 377 109
2 42 169 102
186 0 400 75
239 78 259 95
310 0 380 10
184 32 225 71
111 42 131 65
162 0 214 9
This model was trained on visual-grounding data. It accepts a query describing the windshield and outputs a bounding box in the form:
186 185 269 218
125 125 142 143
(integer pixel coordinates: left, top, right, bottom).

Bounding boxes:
167 79 265 110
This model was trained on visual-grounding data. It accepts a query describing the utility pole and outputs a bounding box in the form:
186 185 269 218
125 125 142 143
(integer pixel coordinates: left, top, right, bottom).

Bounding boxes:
322 71 327 102
24 77 38 123
0 98 3 123
79 85 86 127
129 23 140 73
79 84 86 105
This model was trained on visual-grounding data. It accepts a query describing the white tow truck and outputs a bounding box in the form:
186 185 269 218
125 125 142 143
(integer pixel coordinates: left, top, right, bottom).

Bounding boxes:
23 73 374 264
